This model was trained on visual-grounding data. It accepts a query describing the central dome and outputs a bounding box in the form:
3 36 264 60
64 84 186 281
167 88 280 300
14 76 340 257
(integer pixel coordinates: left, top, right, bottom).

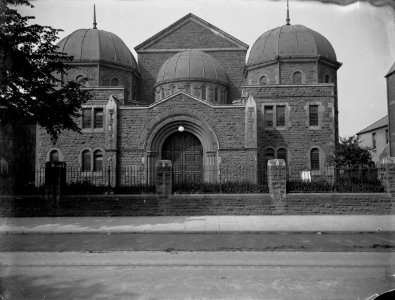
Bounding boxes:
247 24 337 67
57 29 137 69
156 49 229 86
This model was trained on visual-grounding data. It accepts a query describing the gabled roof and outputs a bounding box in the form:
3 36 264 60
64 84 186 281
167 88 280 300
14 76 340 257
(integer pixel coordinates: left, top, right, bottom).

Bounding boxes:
356 116 388 135
135 13 248 51
385 62 395 77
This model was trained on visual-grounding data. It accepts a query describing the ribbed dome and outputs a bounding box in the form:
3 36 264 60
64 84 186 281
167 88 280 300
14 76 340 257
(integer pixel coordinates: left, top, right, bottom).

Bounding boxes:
57 29 137 69
247 24 337 66
156 50 229 86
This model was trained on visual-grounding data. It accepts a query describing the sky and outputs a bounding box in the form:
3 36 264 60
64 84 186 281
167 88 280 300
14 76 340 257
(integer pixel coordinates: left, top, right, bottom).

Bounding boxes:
21 0 395 137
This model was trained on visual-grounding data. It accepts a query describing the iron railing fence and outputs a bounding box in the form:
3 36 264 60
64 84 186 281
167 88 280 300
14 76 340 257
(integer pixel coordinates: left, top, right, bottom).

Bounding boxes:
22 165 384 195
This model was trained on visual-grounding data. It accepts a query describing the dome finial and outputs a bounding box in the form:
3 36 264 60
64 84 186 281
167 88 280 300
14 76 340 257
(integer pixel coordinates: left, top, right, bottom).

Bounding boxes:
286 0 290 25
93 4 97 29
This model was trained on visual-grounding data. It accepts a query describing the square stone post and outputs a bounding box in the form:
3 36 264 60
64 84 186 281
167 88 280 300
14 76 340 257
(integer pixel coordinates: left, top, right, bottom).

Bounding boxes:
155 160 172 198
382 157 395 196
267 159 287 214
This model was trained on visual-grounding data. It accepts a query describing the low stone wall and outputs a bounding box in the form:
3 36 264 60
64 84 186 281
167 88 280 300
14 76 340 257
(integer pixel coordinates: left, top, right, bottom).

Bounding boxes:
0 193 393 217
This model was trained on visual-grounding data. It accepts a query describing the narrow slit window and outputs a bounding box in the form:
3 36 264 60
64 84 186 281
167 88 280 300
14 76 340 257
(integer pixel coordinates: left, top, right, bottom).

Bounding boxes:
309 105 319 126
201 85 206 100
93 150 103 172
94 108 104 129
276 105 286 127
310 148 320 170
264 106 274 127
82 108 92 129
82 150 91 172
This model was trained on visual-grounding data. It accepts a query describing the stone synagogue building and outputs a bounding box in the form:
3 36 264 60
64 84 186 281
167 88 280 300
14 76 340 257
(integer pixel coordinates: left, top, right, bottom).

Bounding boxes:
36 13 342 186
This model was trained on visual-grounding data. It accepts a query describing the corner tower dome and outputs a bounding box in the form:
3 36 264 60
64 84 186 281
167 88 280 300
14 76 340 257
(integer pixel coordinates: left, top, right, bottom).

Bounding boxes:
57 28 137 69
247 24 338 67
156 49 229 86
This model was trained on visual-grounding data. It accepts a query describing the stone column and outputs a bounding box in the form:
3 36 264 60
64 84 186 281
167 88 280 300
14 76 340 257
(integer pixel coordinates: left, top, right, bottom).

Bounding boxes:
381 157 395 196
267 159 287 214
206 151 217 183
145 151 157 185
105 96 118 187
245 94 257 183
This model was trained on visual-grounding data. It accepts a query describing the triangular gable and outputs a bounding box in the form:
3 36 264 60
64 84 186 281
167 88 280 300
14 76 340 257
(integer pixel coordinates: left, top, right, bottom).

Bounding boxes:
135 13 248 52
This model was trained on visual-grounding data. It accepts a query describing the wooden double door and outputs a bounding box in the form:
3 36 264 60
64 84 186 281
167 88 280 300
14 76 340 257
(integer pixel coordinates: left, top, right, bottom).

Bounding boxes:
162 132 203 183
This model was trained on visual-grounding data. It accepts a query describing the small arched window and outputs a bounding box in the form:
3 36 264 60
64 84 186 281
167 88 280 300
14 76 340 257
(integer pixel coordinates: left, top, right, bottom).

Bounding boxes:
214 87 219 102
161 87 165 99
324 74 330 83
222 89 226 104
277 148 287 163
201 84 207 100
49 150 60 162
292 71 302 84
82 150 91 172
259 75 268 85
93 150 103 172
75 75 85 84
310 148 320 170
185 84 191 94
110 77 119 86
264 148 275 167
171 85 177 94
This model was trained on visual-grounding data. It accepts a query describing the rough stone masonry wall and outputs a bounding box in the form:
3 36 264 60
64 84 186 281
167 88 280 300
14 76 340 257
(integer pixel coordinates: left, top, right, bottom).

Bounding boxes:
36 88 125 171
118 94 246 167
137 20 246 104
244 85 336 178
1 193 393 217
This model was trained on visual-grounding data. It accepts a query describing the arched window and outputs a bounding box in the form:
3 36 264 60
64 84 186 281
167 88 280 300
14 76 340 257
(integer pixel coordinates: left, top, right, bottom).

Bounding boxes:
324 74 330 83
259 75 268 85
214 87 219 102
93 150 103 172
222 89 226 104
292 71 302 84
201 84 207 100
49 150 60 162
310 148 320 170
75 75 85 82
110 77 119 86
277 148 287 163
185 84 191 94
264 148 275 167
81 150 91 172
161 87 165 99
171 85 177 94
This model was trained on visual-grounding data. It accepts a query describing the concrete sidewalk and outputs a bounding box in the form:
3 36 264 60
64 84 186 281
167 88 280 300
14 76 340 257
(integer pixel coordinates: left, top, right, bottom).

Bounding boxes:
0 215 394 233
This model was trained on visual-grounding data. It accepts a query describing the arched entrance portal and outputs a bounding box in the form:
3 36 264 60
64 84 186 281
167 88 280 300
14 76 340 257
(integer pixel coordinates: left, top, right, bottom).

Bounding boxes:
162 132 203 183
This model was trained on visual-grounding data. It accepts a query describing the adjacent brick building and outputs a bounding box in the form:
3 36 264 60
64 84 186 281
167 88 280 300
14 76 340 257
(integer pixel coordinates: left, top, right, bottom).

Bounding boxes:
36 13 342 185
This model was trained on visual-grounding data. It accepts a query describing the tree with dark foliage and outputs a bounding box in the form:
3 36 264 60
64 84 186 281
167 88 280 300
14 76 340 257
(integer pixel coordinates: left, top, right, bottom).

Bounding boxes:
0 0 91 142
329 136 373 168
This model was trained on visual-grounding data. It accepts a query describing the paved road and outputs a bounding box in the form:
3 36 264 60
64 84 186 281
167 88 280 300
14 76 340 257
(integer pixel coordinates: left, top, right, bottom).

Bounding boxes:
1 232 394 252
1 251 394 299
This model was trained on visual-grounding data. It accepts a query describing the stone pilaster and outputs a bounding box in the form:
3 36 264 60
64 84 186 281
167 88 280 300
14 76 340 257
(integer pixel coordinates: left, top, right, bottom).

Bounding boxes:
267 159 287 214
105 96 118 187
245 94 257 183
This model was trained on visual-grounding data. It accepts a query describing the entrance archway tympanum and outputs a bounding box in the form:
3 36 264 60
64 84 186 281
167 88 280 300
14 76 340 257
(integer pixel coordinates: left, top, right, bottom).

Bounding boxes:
162 132 203 183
